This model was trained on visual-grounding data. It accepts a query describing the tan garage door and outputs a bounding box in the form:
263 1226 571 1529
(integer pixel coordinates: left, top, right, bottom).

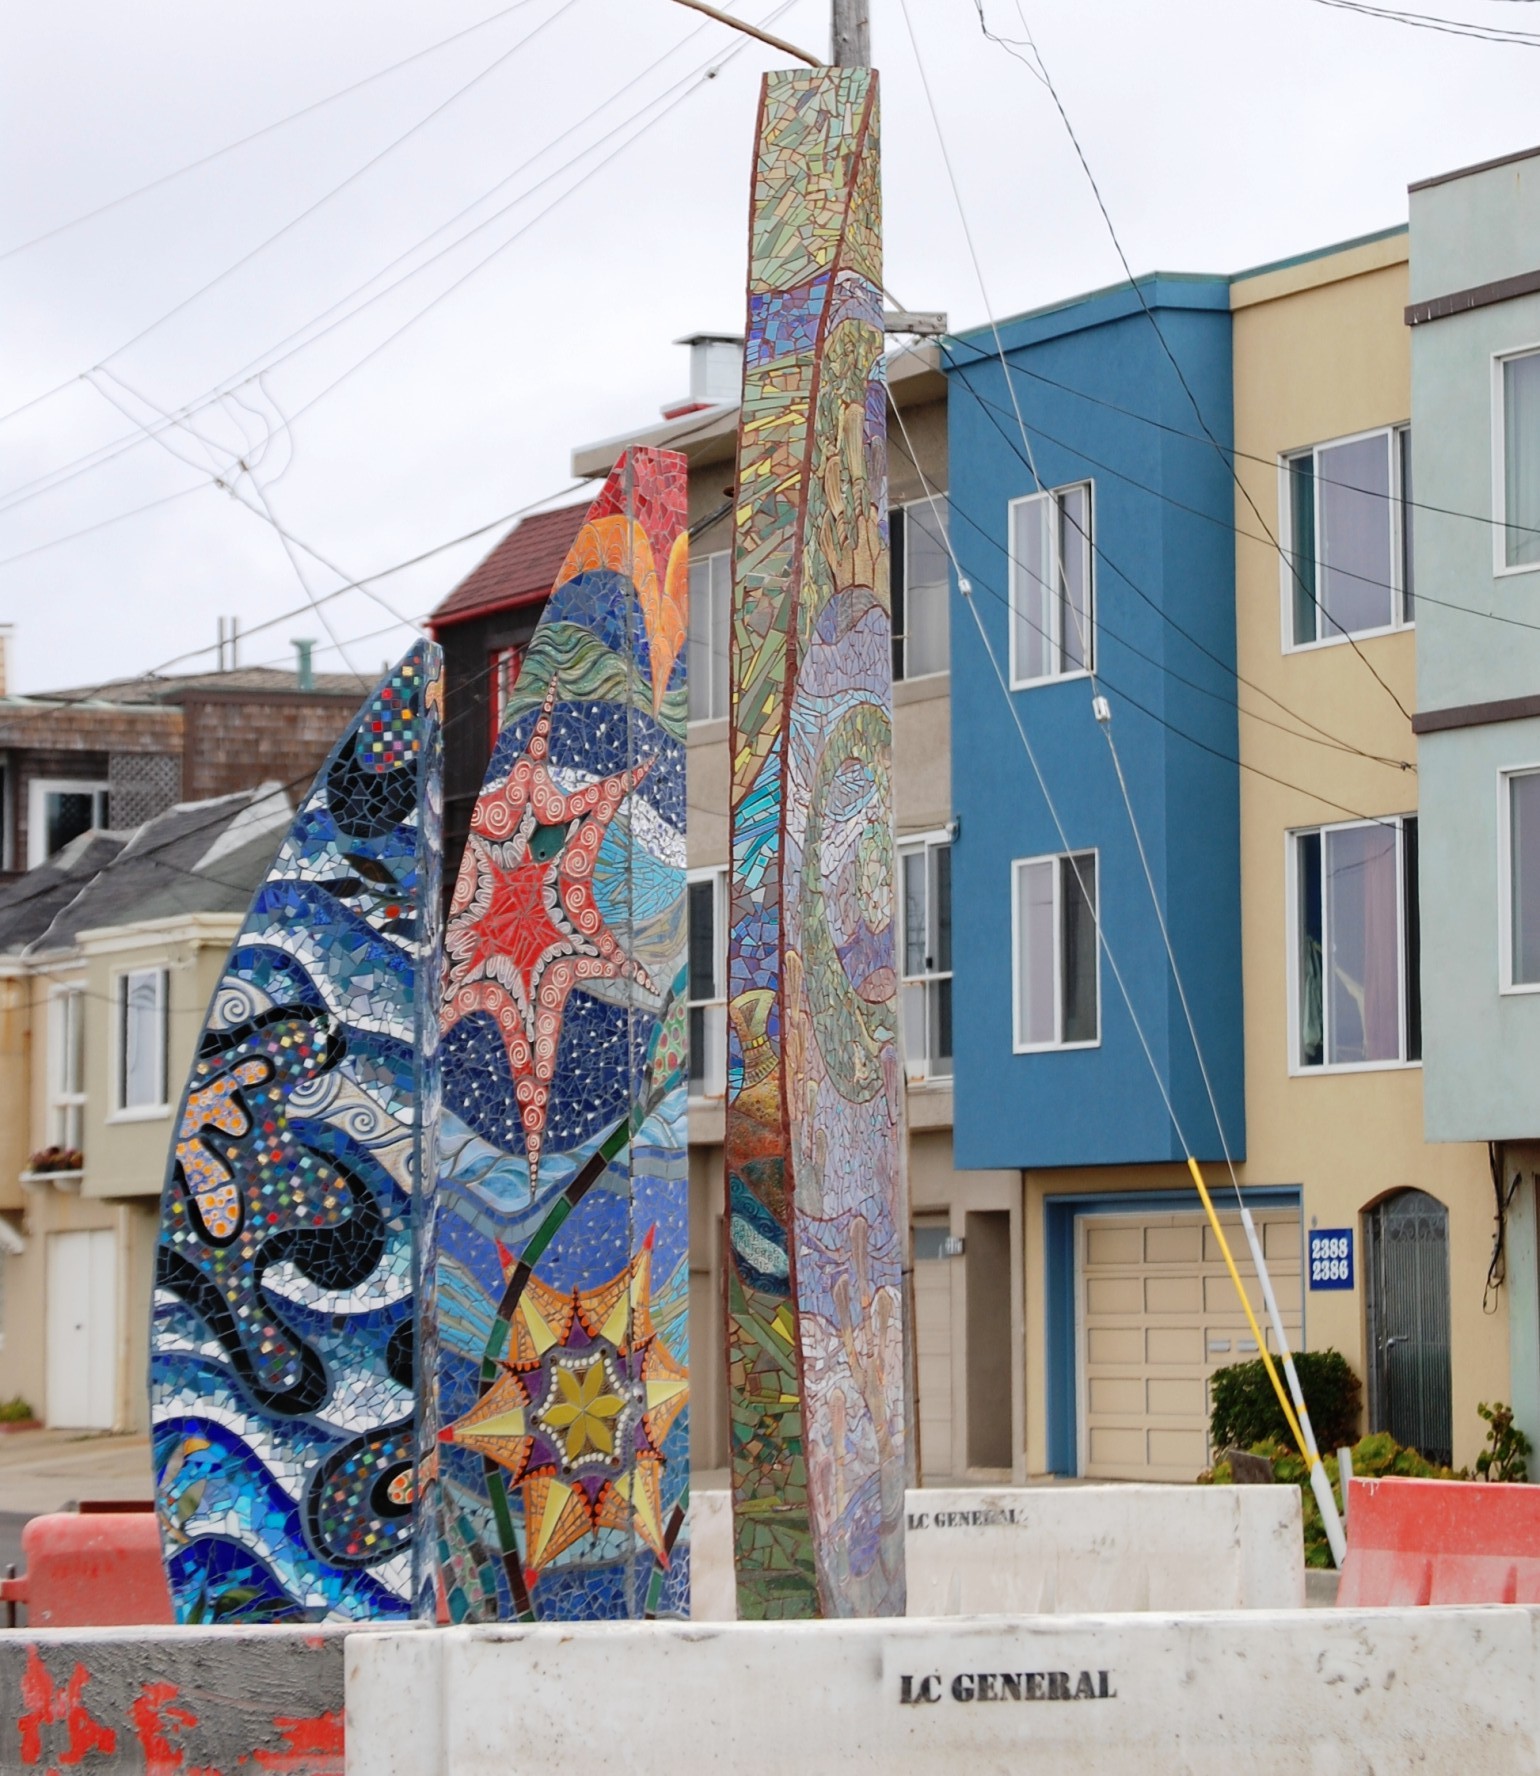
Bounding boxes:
1080 1209 1302 1481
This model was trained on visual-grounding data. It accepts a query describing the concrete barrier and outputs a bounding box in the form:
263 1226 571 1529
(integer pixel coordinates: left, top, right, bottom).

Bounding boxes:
689 1485 1304 1619
0 1625 365 1773
1340 1475 1540 1607
904 1485 1304 1614
345 1608 1540 1775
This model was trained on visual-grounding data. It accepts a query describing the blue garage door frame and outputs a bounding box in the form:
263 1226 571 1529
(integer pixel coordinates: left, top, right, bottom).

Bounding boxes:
1044 1186 1302 1475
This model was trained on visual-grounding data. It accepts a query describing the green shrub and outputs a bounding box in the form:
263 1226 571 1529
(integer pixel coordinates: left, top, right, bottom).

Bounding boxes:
0 1396 34 1423
1474 1401 1531 1483
1200 1430 1459 1567
1209 1349 1360 1455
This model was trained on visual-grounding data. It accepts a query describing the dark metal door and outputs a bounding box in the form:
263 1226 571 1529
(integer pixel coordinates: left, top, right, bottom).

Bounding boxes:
1365 1190 1452 1465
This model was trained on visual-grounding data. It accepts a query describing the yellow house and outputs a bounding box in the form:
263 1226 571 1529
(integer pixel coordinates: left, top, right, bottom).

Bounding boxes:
1230 229 1501 1470
0 791 288 1433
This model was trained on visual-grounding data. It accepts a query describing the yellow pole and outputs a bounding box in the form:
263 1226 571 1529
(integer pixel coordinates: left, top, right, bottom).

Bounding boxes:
1185 1157 1313 1465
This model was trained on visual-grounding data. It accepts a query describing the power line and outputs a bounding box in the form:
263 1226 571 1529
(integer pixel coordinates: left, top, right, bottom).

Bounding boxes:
0 0 577 431
986 0 1414 727
942 335 1540 544
0 2 547 266
1301 0 1540 43
0 0 784 524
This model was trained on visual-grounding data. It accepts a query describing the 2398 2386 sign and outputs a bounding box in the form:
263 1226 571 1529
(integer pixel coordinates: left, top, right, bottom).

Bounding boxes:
1308 1228 1354 1291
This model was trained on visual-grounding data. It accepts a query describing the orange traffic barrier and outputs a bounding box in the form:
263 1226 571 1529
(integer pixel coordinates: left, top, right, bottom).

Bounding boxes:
0 1501 173 1627
1338 1475 1540 1607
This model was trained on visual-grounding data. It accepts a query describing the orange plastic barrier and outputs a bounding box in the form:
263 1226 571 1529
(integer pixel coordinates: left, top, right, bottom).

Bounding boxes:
0 1501 173 1627
1338 1475 1540 1607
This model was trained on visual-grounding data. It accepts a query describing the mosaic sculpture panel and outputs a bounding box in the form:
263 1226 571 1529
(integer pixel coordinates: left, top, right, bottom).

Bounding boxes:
427 448 690 1622
725 67 908 1620
150 643 443 1622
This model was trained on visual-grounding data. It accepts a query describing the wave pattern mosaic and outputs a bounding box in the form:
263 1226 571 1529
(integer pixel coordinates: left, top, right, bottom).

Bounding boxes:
725 68 909 1618
428 449 690 1623
150 643 443 1623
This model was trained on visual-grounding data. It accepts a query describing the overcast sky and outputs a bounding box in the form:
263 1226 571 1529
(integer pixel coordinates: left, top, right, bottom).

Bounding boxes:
0 0 1533 695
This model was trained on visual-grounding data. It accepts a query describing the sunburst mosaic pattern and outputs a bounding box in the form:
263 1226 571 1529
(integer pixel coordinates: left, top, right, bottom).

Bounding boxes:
427 449 691 1622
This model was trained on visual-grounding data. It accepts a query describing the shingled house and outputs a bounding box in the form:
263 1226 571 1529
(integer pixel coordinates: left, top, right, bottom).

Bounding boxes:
0 629 368 884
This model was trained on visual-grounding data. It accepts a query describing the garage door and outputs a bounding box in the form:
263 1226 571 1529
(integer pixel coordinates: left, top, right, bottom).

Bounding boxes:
1079 1208 1302 1481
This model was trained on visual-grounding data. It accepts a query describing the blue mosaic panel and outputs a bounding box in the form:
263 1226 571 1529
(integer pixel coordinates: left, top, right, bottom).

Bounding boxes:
427 449 690 1623
150 643 443 1623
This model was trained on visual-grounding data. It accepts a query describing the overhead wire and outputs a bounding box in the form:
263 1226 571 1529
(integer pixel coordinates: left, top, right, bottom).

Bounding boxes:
903 0 1348 1553
1301 0 1540 43
0 0 792 523
0 2 550 265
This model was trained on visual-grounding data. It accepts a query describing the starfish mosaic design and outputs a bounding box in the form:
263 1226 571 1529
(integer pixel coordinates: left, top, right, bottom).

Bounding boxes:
441 677 659 1192
438 1232 689 1585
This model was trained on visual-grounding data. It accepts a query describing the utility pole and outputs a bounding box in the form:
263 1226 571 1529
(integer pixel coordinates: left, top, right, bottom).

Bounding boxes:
831 0 870 65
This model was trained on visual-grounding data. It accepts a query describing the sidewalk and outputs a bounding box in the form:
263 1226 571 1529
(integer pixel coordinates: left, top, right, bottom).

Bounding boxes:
0 1428 153 1517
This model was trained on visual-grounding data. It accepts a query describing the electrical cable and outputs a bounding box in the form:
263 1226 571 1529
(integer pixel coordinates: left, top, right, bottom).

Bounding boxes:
902 2 1349 1551
0 0 791 522
1302 0 1540 44
0 2 549 266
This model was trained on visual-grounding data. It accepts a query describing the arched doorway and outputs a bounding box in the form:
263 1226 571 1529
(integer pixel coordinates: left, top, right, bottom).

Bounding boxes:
1364 1190 1452 1466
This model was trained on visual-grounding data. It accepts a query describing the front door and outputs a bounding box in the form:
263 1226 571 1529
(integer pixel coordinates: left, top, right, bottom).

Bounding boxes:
1365 1190 1452 1466
45 1229 117 1429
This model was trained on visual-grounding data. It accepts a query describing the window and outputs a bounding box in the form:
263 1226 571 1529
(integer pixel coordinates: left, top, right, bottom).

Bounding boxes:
49 986 85 1153
688 550 731 724
892 499 950 680
1009 483 1092 687
28 778 109 868
116 968 168 1113
1012 851 1099 1051
1282 426 1412 647
1498 349 1540 573
899 835 952 1079
1502 769 1540 989
489 645 523 741
687 868 727 1097
1292 817 1419 1070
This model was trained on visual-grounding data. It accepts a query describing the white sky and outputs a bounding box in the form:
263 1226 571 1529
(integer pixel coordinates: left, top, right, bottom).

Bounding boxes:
0 0 1533 694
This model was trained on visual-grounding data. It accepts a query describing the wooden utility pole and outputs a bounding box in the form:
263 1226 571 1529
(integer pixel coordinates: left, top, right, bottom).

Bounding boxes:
831 0 870 65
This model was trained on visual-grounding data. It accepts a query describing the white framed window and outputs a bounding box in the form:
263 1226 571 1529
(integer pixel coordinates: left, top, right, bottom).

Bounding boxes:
899 833 952 1080
115 967 168 1115
1008 482 1093 688
1012 850 1099 1052
488 644 523 741
1281 425 1412 648
48 985 85 1153
687 867 727 1098
1289 816 1420 1071
892 499 950 681
688 550 731 724
1496 347 1540 575
1500 767 1540 991
28 778 109 868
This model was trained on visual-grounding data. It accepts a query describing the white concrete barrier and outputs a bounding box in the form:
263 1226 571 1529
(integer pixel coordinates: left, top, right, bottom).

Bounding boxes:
905 1485 1305 1614
345 1608 1540 1775
688 1484 1303 1620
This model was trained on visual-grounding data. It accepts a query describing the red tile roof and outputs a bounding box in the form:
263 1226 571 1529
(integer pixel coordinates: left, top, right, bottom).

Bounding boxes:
428 501 590 631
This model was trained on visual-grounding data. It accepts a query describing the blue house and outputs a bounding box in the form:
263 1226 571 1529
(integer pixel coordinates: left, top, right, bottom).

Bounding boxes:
942 276 1251 1477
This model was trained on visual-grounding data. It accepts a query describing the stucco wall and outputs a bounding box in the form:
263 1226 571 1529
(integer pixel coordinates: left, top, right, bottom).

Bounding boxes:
1229 233 1503 1471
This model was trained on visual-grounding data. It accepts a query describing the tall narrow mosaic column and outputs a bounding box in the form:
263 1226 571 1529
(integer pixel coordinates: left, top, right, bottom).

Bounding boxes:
725 67 908 1620
429 449 691 1623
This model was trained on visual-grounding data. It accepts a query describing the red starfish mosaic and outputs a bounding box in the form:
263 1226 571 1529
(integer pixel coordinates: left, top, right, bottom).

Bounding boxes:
441 677 657 1192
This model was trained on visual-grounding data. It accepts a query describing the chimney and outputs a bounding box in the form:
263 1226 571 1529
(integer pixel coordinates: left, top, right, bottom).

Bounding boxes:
0 624 13 699
216 615 240 671
661 332 743 419
293 638 316 692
